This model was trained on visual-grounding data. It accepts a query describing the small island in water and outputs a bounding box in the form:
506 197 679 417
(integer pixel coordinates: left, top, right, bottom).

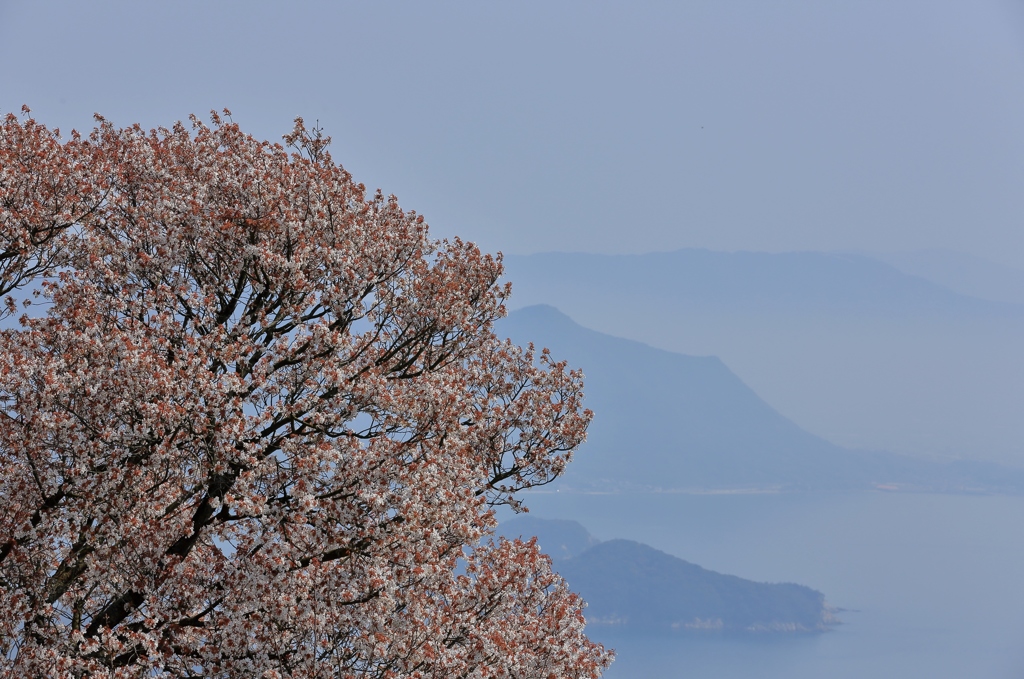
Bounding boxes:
498 517 838 634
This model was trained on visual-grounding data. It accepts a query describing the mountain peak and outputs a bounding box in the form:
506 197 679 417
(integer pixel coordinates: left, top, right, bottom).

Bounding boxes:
507 303 572 323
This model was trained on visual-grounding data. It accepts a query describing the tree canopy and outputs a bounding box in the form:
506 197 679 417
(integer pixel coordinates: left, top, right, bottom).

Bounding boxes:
0 108 611 678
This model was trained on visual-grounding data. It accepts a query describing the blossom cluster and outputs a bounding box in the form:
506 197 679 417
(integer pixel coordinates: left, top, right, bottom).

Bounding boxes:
0 110 611 678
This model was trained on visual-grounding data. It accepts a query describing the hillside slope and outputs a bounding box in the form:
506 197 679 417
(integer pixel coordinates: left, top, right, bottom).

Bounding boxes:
499 305 1024 492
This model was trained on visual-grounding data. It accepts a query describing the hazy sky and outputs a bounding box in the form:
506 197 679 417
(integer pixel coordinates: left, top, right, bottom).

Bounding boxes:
2 1 1023 267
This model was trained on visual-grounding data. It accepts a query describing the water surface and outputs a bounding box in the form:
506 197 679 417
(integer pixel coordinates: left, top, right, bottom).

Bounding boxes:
512 491 1024 678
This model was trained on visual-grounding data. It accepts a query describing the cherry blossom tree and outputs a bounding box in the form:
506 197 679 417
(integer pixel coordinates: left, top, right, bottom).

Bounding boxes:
0 108 103 308
0 109 612 678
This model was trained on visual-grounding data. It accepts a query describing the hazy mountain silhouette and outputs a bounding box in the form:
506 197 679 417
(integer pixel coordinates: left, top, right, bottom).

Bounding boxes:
498 305 1024 492
498 517 834 633
500 250 1024 465
867 249 1024 306
504 249 1022 318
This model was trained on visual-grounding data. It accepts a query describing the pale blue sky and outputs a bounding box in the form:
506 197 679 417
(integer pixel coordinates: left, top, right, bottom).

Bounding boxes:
2 0 1022 267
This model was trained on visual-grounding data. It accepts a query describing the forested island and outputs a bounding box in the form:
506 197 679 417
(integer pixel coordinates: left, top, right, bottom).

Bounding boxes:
500 517 837 634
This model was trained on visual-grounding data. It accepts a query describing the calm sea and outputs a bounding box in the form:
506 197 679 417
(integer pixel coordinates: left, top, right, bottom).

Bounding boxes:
512 490 1024 678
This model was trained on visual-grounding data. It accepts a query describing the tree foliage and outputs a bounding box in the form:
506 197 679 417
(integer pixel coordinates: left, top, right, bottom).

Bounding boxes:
0 108 611 678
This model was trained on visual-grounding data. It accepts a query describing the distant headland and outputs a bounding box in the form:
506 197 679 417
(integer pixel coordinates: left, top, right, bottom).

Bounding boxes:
498 516 838 634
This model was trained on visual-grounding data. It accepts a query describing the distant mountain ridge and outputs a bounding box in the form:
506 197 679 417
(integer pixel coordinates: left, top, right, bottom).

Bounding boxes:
499 249 1024 464
504 248 1023 318
498 305 1024 492
498 517 835 634
865 249 1024 306
500 304 856 490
